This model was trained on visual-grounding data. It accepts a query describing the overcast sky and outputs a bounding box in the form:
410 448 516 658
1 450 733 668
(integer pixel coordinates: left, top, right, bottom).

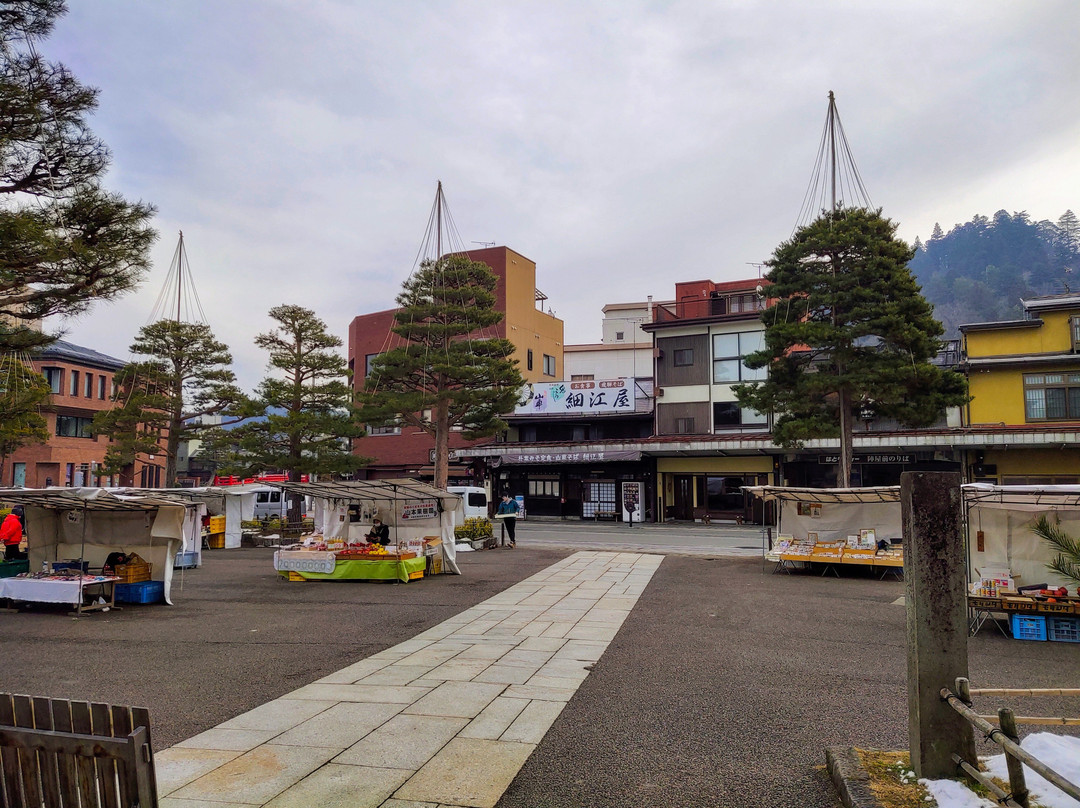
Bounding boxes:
41 1 1080 390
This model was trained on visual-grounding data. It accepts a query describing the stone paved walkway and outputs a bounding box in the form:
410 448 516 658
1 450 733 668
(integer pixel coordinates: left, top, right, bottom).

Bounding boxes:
155 551 663 808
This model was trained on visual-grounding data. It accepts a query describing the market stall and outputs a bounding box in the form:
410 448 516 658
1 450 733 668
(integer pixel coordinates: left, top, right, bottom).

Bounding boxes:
746 486 905 577
962 484 1080 640
120 485 257 555
0 487 192 608
268 479 464 582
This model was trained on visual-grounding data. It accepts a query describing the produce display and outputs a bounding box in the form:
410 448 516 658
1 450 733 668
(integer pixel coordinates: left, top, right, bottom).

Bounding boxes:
279 537 416 561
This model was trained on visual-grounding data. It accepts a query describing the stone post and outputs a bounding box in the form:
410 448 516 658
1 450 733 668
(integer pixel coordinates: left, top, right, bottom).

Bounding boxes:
902 471 975 778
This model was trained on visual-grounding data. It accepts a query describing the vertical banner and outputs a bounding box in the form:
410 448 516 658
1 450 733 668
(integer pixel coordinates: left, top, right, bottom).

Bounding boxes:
621 481 642 523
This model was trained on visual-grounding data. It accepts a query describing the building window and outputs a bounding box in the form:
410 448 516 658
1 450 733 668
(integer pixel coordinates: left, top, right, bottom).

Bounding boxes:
712 332 766 383
543 354 556 377
674 417 695 434
570 374 594 381
56 415 94 438
43 367 62 394
1072 316 1080 352
98 375 107 399
673 348 694 366
364 354 379 378
713 401 768 431
69 370 79 396
367 423 401 436
528 478 561 497
615 331 624 341
1024 373 1080 421
84 372 93 398
527 349 534 371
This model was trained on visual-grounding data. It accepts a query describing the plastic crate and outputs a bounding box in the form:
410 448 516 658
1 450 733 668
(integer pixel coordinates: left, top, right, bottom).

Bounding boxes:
1047 616 1080 643
114 580 164 604
173 551 199 569
52 560 89 573
0 559 28 579
1010 614 1047 641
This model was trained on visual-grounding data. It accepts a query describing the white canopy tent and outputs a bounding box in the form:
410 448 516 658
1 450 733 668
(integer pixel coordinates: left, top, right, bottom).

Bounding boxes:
119 486 258 553
270 479 464 574
962 483 1080 590
0 487 193 605
745 486 903 548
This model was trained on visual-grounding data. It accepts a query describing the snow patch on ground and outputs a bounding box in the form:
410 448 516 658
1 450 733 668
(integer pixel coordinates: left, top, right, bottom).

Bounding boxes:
923 733 1080 808
984 732 1080 808
455 543 474 552
919 778 995 808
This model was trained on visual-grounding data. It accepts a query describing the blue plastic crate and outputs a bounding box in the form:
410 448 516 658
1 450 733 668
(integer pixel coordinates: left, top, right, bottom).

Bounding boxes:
114 580 164 604
1010 613 1047 641
1047 616 1080 643
173 551 199 569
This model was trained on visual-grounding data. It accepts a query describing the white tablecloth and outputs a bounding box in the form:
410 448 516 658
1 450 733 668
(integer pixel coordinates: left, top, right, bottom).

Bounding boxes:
0 577 116 605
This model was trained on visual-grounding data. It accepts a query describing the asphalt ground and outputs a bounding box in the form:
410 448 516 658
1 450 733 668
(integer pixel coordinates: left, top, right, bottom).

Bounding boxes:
0 545 571 747
1 543 1077 808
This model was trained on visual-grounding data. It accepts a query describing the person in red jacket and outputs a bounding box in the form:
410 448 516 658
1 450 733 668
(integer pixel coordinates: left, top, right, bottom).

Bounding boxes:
2 507 25 560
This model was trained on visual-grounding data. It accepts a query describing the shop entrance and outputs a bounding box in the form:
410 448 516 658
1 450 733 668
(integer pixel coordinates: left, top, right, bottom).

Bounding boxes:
672 475 695 520
582 480 617 519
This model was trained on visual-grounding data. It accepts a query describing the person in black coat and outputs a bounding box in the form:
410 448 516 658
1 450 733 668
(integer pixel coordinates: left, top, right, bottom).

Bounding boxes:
365 518 391 546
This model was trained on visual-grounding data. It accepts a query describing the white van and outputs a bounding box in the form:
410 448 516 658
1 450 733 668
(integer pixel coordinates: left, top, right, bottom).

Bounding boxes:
251 486 310 522
447 486 489 520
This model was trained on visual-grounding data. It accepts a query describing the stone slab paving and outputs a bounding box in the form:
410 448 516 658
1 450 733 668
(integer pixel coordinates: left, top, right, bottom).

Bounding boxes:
156 551 662 808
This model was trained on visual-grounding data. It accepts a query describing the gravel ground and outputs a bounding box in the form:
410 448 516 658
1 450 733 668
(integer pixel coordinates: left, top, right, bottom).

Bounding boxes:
1 547 1076 807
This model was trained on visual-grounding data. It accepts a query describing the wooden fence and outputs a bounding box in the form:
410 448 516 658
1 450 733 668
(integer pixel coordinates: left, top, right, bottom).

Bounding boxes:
0 693 157 808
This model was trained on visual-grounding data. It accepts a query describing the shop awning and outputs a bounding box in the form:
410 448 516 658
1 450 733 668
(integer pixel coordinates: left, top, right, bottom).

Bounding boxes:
267 478 461 504
0 487 193 512
745 485 901 503
962 483 1080 510
494 449 642 466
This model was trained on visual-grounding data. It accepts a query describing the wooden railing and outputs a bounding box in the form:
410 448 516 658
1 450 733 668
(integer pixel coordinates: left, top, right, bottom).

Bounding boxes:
0 693 157 807
940 678 1080 808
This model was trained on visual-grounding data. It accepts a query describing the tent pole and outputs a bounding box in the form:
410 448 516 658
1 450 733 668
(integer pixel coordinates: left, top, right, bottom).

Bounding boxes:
77 503 88 612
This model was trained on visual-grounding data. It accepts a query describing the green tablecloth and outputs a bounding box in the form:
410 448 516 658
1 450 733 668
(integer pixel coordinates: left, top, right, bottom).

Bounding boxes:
281 556 426 583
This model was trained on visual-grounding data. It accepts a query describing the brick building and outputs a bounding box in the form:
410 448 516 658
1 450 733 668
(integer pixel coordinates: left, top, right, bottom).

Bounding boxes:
348 246 564 480
7 340 159 488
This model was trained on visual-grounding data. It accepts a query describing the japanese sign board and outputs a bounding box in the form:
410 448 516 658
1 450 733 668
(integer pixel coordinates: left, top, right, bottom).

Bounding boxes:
514 378 635 415
400 500 439 521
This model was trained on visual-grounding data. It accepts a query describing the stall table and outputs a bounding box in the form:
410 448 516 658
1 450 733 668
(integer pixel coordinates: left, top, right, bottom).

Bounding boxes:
274 549 426 583
0 574 119 614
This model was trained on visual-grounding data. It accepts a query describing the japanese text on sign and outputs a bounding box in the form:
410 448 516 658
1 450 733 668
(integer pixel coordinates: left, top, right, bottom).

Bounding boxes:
514 379 635 415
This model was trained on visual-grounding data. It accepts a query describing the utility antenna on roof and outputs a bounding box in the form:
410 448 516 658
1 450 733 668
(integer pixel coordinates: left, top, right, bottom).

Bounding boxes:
146 231 208 324
793 91 873 231
472 241 496 248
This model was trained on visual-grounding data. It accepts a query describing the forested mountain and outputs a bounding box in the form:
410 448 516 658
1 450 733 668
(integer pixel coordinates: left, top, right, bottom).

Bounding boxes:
909 210 1080 335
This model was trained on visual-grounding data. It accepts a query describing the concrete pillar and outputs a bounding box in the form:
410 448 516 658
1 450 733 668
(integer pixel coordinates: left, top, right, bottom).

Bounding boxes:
902 471 975 778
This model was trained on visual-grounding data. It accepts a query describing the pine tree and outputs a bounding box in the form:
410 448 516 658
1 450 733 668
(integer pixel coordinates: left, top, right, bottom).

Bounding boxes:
92 320 250 486
357 254 525 489
0 1 156 353
209 306 366 521
734 207 969 487
0 355 49 484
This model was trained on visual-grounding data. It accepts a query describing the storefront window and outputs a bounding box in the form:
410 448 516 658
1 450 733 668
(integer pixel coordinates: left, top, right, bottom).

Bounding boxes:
528 478 561 497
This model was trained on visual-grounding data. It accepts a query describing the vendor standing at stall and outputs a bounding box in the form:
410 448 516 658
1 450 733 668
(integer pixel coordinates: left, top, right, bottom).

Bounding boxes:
497 494 519 547
2 506 25 560
364 518 391 546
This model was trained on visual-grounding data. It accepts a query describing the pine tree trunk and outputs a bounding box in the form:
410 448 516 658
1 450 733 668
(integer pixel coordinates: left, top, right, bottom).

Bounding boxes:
434 398 450 490
165 407 181 488
838 387 853 488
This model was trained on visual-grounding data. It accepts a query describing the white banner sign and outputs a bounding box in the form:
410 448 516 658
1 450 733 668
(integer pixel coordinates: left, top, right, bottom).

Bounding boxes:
515 379 635 415
273 550 336 574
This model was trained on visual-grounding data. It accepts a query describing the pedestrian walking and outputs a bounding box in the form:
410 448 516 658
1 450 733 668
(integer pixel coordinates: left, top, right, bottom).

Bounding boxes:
497 494 519 547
